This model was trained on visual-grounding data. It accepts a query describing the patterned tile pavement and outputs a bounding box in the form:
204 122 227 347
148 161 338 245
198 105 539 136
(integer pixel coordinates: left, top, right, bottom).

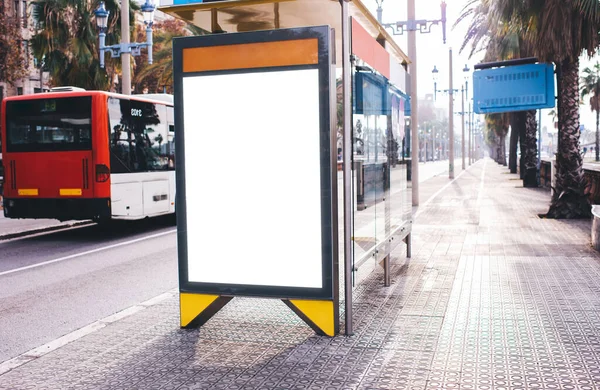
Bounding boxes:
2 158 600 389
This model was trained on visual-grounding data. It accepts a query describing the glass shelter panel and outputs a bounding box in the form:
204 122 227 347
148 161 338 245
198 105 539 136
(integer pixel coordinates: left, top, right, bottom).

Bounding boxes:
352 71 410 274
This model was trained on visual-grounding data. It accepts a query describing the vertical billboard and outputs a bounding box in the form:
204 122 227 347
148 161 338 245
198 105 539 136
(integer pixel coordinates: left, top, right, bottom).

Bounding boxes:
173 26 337 334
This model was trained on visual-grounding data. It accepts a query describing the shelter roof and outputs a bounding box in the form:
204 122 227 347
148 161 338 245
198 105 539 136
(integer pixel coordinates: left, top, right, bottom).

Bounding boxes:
158 0 410 68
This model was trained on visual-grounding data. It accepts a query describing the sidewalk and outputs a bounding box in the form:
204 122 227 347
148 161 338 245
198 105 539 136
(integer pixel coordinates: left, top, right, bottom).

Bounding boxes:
2 158 600 389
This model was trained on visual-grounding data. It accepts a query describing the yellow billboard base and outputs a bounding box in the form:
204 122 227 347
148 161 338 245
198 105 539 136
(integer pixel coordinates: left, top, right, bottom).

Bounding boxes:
282 299 336 337
180 293 233 328
180 293 337 336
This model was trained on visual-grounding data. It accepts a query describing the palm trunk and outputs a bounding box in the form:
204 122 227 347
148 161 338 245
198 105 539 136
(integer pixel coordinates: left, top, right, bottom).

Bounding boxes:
494 139 501 164
499 134 507 166
523 110 538 187
509 113 520 173
518 112 526 178
546 59 591 218
502 134 507 166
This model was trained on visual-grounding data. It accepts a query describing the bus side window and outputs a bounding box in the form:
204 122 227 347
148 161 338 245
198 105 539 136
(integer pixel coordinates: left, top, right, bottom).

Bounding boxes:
108 97 132 173
130 100 170 172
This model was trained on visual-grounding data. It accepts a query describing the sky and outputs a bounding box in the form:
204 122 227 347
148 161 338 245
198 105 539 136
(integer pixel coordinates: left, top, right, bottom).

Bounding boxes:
362 0 481 103
361 0 600 136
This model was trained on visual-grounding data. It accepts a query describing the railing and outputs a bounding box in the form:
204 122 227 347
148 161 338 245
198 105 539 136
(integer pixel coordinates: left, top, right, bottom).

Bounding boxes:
540 157 600 204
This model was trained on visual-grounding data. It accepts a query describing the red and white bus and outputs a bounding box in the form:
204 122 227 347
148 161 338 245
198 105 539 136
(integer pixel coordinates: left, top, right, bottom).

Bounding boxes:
1 89 175 222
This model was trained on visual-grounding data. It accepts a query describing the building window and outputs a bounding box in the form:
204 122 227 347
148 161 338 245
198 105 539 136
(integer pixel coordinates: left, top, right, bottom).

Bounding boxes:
17 87 23 95
21 40 29 65
13 0 19 21
22 0 27 26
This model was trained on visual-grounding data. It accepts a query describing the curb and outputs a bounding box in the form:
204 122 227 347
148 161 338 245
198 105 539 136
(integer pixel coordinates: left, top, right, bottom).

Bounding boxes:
0 289 178 376
0 221 95 241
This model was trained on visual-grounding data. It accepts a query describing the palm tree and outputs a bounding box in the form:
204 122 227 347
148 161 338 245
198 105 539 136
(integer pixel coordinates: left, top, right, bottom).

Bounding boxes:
133 20 206 94
581 62 600 161
456 0 538 187
30 0 138 90
491 0 600 218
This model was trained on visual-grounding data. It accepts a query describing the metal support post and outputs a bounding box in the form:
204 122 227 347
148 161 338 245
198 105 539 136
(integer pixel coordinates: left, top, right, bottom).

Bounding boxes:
408 0 419 205
341 0 354 336
461 86 465 170
448 48 454 179
468 101 472 165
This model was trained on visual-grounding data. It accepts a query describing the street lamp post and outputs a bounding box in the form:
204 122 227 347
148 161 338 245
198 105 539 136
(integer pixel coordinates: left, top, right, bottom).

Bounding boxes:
461 83 465 170
378 0 447 206
432 53 459 179
94 0 156 95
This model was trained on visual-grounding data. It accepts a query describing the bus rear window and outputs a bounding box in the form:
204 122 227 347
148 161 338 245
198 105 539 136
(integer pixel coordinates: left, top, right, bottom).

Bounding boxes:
5 97 92 152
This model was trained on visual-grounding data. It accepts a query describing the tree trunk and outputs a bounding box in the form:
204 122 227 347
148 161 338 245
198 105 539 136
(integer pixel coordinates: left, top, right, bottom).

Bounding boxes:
502 134 507 166
546 59 591 219
523 110 538 187
499 134 507 166
518 112 527 178
492 139 500 163
494 140 501 164
509 113 520 173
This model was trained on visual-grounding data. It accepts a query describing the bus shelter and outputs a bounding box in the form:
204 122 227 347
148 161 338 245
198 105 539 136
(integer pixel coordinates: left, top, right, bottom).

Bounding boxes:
160 0 413 336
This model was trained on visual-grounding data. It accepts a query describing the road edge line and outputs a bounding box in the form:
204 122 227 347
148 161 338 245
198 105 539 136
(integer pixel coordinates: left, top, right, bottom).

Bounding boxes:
0 289 178 376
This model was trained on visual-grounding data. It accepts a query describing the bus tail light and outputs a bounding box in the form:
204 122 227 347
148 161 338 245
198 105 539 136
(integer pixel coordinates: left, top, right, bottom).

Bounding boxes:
96 164 110 183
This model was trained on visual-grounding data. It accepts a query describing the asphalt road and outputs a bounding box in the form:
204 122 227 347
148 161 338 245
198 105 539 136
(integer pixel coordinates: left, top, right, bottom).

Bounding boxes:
0 217 177 363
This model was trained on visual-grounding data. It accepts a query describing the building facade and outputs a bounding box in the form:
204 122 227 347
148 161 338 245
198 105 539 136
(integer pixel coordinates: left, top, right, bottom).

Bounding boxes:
0 0 50 102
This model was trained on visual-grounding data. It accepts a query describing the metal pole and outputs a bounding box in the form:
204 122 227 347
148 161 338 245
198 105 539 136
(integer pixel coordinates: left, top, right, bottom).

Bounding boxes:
146 25 153 65
99 32 106 69
432 124 436 161
468 101 472 165
341 0 354 336
461 86 465 170
408 0 419 205
449 48 454 179
121 0 131 95
538 109 542 167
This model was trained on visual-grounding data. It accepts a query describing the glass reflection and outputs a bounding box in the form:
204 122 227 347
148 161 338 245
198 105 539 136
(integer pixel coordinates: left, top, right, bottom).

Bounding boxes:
351 81 410 275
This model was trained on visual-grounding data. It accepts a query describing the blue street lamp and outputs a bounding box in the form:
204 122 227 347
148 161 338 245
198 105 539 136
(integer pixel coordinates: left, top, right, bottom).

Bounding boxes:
94 0 155 70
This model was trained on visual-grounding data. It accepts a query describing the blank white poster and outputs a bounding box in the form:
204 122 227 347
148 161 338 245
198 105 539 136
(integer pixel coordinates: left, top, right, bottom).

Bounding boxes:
182 69 324 288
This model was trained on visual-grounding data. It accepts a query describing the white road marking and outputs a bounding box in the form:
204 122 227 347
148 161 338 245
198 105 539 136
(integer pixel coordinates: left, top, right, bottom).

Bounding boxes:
0 289 177 375
0 229 177 277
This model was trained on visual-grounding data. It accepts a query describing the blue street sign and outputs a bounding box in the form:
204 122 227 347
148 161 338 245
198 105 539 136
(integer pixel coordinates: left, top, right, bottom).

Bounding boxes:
473 63 555 114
